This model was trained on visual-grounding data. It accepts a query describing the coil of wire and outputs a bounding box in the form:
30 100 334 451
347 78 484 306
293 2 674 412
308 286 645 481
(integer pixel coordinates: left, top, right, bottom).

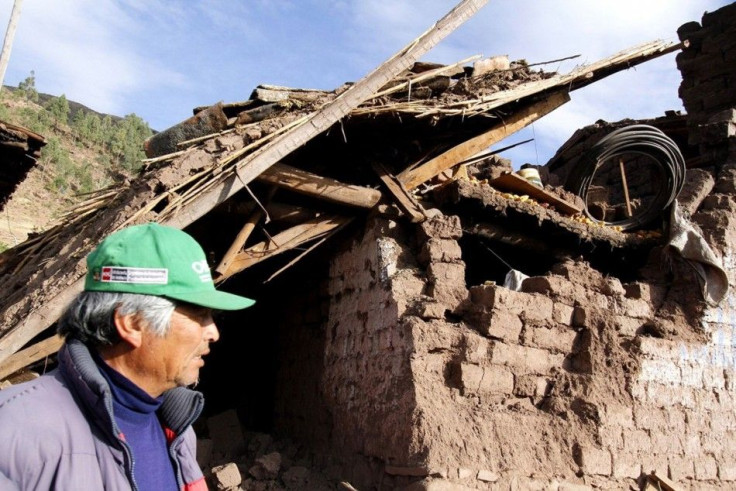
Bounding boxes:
565 124 685 231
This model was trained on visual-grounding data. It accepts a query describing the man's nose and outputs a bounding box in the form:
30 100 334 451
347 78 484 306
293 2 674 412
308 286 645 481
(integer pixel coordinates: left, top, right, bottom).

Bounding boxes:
205 317 220 343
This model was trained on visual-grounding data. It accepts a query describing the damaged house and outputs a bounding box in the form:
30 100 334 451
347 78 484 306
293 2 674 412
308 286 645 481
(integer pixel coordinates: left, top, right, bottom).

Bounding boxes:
1 1 736 489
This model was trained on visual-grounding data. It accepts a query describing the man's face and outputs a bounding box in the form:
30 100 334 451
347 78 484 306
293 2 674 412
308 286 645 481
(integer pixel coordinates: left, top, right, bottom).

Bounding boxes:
141 304 220 394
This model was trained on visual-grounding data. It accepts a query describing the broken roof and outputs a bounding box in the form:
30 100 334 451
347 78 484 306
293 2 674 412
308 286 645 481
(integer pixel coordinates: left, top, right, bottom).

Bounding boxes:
0 0 681 378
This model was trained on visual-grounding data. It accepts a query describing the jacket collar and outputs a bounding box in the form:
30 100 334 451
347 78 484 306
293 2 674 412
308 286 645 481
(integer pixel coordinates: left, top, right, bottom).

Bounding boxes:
59 338 204 437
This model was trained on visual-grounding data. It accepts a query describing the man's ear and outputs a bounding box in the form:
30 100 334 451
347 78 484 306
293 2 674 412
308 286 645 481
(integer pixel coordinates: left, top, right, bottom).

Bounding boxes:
113 309 144 348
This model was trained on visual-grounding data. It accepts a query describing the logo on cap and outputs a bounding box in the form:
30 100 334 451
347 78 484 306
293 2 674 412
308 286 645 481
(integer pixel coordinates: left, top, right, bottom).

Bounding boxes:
191 260 212 283
99 266 169 284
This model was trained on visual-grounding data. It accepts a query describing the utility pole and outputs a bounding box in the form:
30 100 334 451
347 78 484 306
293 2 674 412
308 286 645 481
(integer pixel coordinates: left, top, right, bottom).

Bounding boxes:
0 0 24 91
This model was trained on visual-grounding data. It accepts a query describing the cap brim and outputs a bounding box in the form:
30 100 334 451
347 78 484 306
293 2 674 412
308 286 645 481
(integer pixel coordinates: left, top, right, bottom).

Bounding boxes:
165 289 255 311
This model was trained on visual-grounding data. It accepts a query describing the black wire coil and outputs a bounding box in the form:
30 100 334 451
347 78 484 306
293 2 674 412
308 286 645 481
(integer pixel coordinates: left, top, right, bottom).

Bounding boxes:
565 124 685 231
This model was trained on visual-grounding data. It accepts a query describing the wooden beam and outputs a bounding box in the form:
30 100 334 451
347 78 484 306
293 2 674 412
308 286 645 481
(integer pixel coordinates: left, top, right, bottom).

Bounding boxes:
217 215 351 281
0 334 63 381
371 161 426 222
163 0 488 231
215 208 266 277
398 91 570 190
257 163 383 209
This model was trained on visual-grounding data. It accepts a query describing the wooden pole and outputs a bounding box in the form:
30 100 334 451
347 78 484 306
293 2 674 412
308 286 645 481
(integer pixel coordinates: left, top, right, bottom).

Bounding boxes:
619 158 633 218
0 0 23 91
398 91 570 190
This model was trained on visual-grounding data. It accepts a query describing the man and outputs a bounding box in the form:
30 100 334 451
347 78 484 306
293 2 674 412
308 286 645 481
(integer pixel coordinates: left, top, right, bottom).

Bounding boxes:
0 223 255 490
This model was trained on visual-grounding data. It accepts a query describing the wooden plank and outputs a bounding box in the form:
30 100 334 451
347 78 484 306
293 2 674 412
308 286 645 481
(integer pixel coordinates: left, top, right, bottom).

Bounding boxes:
489 172 582 215
218 215 351 281
257 163 383 209
0 334 63 381
647 471 680 491
398 91 570 190
214 208 265 277
371 161 426 222
163 0 489 231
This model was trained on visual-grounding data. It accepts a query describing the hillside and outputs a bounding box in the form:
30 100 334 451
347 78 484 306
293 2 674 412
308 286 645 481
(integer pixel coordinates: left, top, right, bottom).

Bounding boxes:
0 79 152 249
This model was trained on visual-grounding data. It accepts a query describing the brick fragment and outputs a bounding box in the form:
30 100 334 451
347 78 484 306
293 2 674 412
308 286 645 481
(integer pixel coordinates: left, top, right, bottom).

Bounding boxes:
491 342 563 375
694 455 719 480
553 303 574 326
521 275 573 298
418 238 462 265
669 456 695 481
211 463 242 490
248 452 282 480
574 444 612 476
527 325 577 353
418 215 462 240
476 470 499 482
474 309 522 342
460 363 484 393
457 468 473 479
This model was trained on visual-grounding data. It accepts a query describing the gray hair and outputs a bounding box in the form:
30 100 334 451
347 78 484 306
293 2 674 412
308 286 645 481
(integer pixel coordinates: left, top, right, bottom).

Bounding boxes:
57 291 177 346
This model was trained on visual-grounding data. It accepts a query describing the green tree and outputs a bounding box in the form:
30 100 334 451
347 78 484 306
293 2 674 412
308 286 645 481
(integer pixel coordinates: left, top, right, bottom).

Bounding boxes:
18 70 38 102
45 94 70 125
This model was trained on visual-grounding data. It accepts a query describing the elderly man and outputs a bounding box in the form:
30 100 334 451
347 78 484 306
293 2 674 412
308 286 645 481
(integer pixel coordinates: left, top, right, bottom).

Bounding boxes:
0 223 254 490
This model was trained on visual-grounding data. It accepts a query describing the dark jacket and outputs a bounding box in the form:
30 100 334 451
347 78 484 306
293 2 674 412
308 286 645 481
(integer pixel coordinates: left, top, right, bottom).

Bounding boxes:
0 338 207 490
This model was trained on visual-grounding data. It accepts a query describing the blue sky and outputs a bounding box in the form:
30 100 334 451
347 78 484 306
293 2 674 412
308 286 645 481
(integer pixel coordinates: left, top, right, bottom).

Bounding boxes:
0 0 731 167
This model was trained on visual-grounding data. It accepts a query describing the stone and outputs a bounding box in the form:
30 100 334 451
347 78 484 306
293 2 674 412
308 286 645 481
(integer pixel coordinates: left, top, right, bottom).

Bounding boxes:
249 452 282 480
211 463 242 490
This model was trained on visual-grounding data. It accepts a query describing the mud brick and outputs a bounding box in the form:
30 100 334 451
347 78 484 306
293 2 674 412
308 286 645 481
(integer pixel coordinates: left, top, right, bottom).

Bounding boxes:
418 238 462 265
598 426 623 450
634 406 668 431
639 359 681 385
677 21 703 42
683 430 702 456
612 456 640 479
211 462 242 490
462 334 491 364
669 456 695 481
427 262 468 305
602 403 634 429
703 367 726 389
680 363 704 388
460 363 484 393
513 374 537 397
491 342 563 375
478 365 514 395
636 337 678 360
667 408 687 434
418 214 462 240
475 308 523 342
476 470 499 482
468 284 528 313
418 301 447 320
718 459 736 481
521 295 554 322
457 468 473 479
207 410 245 457
651 431 684 454
553 303 575 326
640 454 669 479
527 325 577 353
623 429 651 454
649 383 695 409
618 297 652 319
521 275 573 298
614 315 641 337
575 445 612 476
695 456 719 480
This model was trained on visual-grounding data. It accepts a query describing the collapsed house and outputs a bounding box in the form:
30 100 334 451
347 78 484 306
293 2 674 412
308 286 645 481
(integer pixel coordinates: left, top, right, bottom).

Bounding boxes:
2 1 736 489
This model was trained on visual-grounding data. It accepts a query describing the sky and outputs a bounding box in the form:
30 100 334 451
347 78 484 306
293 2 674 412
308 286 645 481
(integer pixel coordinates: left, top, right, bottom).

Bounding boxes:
0 0 732 167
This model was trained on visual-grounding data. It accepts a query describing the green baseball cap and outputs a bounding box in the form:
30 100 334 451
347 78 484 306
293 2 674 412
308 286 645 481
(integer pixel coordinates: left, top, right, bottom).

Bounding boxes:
85 223 255 310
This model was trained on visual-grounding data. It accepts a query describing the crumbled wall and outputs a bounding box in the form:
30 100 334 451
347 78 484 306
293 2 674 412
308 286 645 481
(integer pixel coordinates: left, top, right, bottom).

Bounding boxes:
297 4 736 490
